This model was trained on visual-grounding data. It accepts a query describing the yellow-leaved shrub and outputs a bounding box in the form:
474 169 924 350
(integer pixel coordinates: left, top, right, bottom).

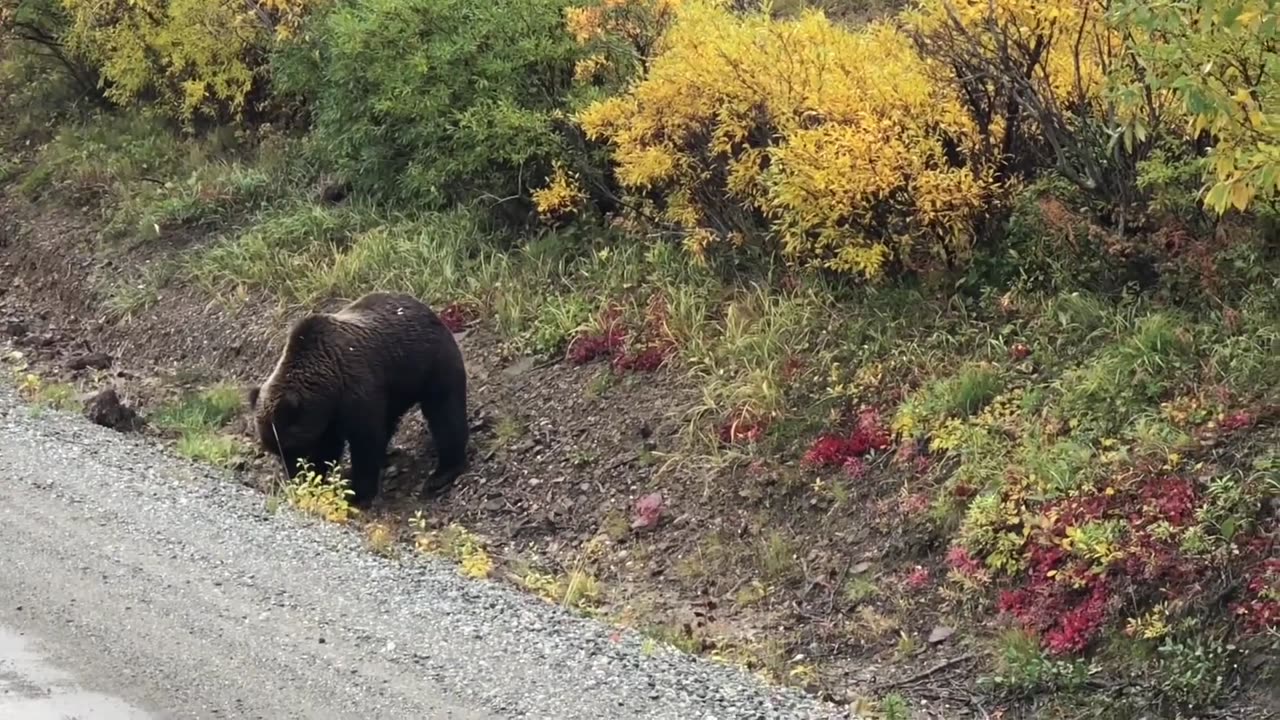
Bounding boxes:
903 0 1131 198
564 0 681 87
904 0 1116 109
59 0 321 121
576 0 995 280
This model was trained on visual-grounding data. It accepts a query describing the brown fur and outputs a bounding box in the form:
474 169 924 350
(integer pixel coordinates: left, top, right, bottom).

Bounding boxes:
248 292 468 506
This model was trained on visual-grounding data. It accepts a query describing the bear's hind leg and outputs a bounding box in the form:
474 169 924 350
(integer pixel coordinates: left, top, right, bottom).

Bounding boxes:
420 385 468 496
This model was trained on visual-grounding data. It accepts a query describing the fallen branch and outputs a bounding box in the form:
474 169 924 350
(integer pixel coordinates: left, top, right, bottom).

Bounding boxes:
875 653 977 690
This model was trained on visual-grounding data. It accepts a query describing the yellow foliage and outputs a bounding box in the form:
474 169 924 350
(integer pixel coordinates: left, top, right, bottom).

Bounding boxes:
928 417 969 453
59 0 322 120
825 360 885 404
258 0 321 40
521 569 564 602
283 466 358 524
973 388 1024 435
364 521 397 556
1060 522 1126 569
577 1 994 280
1126 604 1171 640
532 163 589 221
564 0 680 46
409 517 495 579
1108 0 1280 213
573 53 609 83
890 399 924 440
16 371 43 400
903 0 1120 130
564 0 682 91
460 547 495 579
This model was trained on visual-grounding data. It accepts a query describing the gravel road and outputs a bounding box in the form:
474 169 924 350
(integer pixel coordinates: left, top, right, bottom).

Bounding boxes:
0 384 851 720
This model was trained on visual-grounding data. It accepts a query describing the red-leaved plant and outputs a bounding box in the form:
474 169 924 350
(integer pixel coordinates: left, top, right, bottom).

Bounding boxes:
568 298 676 373
719 407 767 445
439 302 476 333
988 464 1277 656
802 408 892 468
1232 557 1280 634
567 305 627 365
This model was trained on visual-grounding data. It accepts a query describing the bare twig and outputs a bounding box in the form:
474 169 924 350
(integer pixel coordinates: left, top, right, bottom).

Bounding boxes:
875 652 978 690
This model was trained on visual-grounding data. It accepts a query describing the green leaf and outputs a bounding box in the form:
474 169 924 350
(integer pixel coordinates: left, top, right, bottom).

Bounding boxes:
1218 2 1244 29
1204 182 1230 214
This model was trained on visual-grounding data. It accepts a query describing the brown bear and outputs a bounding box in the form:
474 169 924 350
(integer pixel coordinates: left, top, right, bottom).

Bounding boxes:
247 291 468 507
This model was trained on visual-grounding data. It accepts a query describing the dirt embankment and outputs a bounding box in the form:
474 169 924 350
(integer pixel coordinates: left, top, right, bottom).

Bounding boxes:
0 192 702 557
4 190 974 708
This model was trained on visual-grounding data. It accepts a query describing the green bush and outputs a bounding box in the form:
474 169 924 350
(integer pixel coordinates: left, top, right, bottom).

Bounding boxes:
274 0 582 213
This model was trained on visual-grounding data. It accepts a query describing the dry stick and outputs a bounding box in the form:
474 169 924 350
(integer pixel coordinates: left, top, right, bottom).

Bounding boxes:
875 653 978 691
604 452 639 472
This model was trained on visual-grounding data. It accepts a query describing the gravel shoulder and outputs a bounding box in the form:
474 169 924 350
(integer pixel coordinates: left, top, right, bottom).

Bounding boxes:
0 384 848 720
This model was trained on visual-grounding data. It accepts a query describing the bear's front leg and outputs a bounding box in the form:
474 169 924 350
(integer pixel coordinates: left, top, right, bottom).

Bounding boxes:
279 451 306 484
303 424 345 481
345 424 388 508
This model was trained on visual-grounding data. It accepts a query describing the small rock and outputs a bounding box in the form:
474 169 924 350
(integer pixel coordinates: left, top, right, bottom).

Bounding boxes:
67 351 113 371
84 387 142 432
851 561 872 574
927 625 955 644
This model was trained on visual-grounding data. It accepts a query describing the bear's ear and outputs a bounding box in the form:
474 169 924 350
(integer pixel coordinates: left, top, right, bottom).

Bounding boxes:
246 385 261 409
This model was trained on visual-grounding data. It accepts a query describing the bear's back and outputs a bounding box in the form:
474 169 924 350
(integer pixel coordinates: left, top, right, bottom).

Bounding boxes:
323 292 458 393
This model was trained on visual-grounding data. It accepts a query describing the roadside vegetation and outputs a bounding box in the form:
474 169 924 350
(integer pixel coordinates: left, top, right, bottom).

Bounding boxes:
2 0 1278 717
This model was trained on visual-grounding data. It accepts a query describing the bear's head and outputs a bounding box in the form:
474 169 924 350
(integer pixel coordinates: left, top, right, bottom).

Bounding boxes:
248 381 327 461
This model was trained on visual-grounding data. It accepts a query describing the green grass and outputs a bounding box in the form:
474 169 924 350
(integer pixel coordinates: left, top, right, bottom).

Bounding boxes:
34 381 79 411
1017 437 1098 499
985 628 1094 697
176 433 247 467
150 385 246 467
0 158 18 184
17 113 194 202
905 362 1005 426
1057 312 1199 436
100 261 179 321
842 575 880 606
150 385 243 433
757 530 800 584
